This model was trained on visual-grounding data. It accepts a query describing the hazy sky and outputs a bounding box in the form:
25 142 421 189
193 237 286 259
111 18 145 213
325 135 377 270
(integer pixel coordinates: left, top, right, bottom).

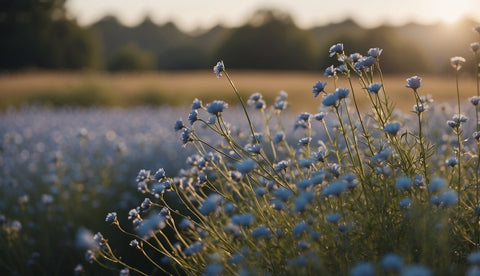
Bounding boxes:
66 0 480 31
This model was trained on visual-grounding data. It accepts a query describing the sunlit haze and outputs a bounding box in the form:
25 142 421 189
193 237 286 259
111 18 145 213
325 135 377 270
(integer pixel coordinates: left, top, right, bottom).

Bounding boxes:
66 0 480 31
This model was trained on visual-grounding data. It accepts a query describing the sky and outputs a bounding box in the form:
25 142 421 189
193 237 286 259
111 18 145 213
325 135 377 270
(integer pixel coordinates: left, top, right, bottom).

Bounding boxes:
66 0 480 32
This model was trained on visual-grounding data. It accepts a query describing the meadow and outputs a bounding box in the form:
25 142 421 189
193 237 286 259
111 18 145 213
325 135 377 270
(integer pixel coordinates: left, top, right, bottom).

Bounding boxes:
0 71 476 112
2 28 480 276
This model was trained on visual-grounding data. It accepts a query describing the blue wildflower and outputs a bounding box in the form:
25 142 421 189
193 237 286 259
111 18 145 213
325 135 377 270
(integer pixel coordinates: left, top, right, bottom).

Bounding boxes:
324 65 336 77
326 213 341 224
299 157 315 168
322 93 340 107
342 172 359 189
254 186 267 197
413 174 424 187
294 191 314 213
119 268 130 276
446 157 458 167
224 202 236 214
85 250 95 263
450 56 466 70
274 187 293 201
297 137 311 147
333 87 349 99
105 212 117 223
206 100 228 115
236 159 256 174
297 240 310 251
140 198 152 210
231 213 255 227
252 225 272 239
299 112 311 121
312 81 327 97
249 92 263 102
329 163 341 177
366 83 382 94
274 160 290 171
314 112 327 121
254 99 266 109
349 53 363 62
213 61 224 78
471 96 480 106
204 264 223 276
273 132 285 144
395 176 412 190
468 251 480 265
372 148 392 163
405 76 422 90
384 122 401 136
297 179 313 189
179 218 194 230
293 221 309 238
181 128 193 144
350 262 375 276
438 189 458 206
129 239 141 249
188 110 198 124
329 43 344 57
198 193 223 216
208 115 217 124
322 180 347 197
174 119 184 131
274 100 287 110
184 241 204 256
399 198 412 208
136 214 166 238
381 253 404 271
472 42 480 53
246 144 261 154
153 168 166 181
428 177 447 193
191 98 202 110
368 47 383 57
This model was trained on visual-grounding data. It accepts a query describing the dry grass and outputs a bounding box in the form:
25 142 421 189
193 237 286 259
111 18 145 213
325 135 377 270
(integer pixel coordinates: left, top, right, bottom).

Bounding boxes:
0 71 477 112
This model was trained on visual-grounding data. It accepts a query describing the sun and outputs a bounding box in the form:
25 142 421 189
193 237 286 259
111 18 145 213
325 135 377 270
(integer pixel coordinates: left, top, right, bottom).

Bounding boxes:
435 0 469 24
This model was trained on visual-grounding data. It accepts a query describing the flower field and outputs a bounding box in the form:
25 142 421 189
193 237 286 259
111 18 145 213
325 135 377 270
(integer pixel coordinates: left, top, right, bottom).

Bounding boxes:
2 26 480 276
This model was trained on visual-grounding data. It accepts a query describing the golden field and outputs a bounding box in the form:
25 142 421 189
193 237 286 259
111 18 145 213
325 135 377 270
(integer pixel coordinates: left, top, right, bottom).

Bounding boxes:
0 71 477 112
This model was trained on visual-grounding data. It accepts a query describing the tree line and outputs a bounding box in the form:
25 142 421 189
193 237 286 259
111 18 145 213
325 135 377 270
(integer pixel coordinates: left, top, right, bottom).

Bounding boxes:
1 1 478 73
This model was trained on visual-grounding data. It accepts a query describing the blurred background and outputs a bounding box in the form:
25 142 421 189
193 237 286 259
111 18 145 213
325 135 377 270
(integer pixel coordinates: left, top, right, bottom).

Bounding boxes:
0 0 479 110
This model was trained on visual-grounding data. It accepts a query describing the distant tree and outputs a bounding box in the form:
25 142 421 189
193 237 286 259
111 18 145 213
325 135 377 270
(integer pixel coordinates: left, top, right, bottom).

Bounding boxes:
215 9 316 70
0 0 100 70
107 43 156 71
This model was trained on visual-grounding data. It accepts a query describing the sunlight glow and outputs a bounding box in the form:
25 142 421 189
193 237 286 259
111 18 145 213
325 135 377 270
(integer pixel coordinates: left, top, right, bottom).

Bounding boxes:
435 0 469 24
